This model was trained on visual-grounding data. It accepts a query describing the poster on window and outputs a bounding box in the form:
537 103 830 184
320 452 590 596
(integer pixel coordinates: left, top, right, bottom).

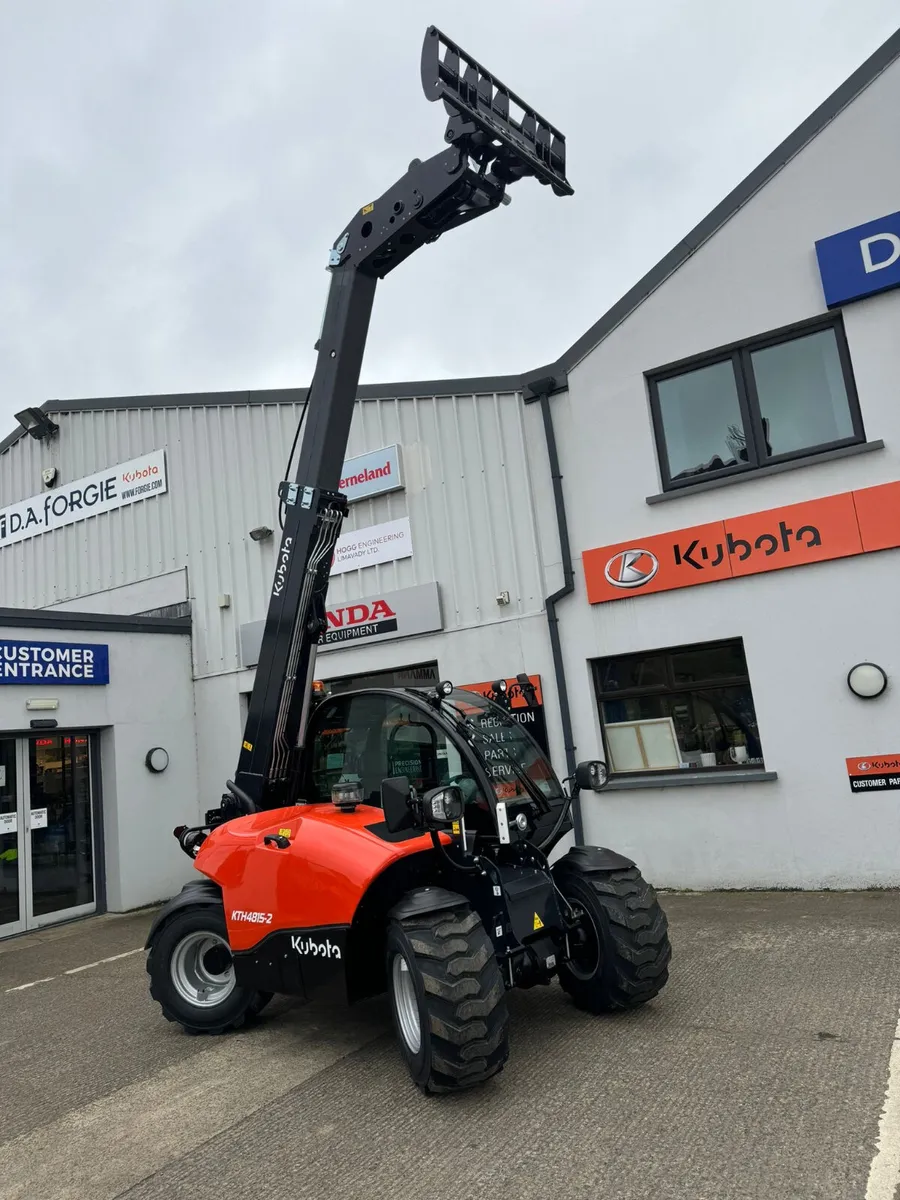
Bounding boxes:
457 675 549 754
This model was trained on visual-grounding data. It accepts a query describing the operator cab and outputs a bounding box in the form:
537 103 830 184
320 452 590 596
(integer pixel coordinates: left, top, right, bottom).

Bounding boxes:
302 683 571 849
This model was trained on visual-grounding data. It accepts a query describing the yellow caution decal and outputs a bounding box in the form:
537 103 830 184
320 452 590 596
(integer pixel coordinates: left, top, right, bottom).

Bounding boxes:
242 740 253 751
451 821 461 835
361 203 374 215
278 828 291 839
533 912 544 931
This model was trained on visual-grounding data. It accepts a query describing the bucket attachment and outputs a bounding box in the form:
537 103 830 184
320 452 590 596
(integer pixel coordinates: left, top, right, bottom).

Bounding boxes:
421 25 573 198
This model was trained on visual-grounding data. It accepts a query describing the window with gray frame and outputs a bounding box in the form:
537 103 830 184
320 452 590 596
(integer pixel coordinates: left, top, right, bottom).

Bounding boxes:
592 639 765 776
647 316 864 491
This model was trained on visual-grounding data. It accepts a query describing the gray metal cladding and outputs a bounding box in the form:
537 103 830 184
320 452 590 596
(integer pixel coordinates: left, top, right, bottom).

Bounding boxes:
0 389 548 676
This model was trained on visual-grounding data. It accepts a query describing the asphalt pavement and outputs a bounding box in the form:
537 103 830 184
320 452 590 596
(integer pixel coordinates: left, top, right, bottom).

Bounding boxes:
2 890 900 1200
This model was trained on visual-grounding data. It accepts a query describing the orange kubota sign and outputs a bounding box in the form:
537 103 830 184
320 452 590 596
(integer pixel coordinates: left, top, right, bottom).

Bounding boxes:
583 479 900 604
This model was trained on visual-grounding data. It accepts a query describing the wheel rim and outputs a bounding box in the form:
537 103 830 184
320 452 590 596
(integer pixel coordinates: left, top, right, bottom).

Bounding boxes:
567 904 602 981
170 930 236 1008
391 952 421 1053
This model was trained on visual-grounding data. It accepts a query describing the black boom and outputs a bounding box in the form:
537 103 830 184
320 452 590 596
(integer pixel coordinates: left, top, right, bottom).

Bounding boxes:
221 27 572 818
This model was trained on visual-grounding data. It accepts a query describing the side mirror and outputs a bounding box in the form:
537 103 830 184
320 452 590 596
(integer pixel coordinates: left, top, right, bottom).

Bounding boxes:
380 776 419 833
422 785 463 829
574 760 609 793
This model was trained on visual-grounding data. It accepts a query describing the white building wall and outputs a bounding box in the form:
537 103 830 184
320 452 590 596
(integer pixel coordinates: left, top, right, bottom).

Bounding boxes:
0 388 552 679
555 50 900 886
0 624 198 910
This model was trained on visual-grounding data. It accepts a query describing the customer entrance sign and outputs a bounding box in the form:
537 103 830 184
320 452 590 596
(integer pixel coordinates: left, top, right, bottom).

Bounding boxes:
0 640 110 684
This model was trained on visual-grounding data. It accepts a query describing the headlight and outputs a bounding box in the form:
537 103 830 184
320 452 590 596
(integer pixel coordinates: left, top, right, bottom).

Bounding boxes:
332 781 363 811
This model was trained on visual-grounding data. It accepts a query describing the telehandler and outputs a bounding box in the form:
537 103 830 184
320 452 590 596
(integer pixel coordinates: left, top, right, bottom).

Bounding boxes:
146 26 671 1094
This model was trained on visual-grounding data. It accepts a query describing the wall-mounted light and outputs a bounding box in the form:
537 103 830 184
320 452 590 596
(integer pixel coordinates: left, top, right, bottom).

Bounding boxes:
847 662 888 699
42 466 59 488
26 698 59 711
249 526 273 541
145 747 170 773
15 407 59 441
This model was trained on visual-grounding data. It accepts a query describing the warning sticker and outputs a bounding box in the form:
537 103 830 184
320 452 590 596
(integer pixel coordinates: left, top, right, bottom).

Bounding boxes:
533 913 544 931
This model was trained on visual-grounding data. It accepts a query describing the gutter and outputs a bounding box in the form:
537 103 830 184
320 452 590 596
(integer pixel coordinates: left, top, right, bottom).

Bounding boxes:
522 372 584 844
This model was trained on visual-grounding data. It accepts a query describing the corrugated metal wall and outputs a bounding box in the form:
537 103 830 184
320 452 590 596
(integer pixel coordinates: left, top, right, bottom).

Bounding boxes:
0 390 550 677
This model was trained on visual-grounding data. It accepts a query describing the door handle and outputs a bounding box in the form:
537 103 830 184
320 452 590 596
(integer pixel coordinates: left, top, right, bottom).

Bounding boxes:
263 834 290 849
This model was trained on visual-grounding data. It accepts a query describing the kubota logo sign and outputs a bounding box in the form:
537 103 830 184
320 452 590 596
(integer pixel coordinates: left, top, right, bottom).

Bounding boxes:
604 549 659 589
583 480 900 604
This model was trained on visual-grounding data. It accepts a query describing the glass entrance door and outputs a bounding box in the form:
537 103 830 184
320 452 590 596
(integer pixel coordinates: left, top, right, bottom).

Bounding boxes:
0 733 97 940
0 739 23 937
26 735 95 926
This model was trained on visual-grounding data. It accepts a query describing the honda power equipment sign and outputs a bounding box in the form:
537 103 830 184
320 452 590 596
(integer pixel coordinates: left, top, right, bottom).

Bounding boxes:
0 639 110 684
0 450 167 549
339 445 403 503
239 582 442 668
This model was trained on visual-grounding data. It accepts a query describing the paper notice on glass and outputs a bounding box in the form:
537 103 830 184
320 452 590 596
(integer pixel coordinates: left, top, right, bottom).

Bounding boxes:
0 765 6 787
0 812 16 835
30 808 48 830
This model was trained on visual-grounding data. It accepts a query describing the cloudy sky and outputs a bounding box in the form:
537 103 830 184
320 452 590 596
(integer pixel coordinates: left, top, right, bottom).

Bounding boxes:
1 1 897 435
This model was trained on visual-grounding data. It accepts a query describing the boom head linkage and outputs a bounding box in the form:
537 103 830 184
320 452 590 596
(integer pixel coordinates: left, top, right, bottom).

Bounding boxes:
328 25 572 280
421 26 572 198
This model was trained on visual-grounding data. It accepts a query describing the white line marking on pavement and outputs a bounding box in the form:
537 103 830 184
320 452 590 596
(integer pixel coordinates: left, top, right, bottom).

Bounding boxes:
3 947 143 993
865 1005 900 1199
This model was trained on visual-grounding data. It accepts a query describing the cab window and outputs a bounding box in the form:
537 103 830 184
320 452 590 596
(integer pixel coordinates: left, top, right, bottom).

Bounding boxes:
305 693 485 815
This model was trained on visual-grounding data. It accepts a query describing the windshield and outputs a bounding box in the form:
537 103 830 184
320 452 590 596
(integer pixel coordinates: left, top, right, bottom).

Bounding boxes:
440 688 564 807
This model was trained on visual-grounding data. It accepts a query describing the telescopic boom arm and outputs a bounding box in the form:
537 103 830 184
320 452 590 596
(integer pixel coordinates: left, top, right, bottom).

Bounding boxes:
218 26 572 820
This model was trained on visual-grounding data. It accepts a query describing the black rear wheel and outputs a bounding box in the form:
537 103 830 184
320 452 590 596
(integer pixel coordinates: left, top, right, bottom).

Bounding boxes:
386 903 509 1094
147 905 272 1034
554 863 670 1013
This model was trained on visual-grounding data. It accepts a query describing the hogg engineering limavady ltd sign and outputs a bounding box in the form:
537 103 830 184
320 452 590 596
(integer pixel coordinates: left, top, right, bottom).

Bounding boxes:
0 450 167 548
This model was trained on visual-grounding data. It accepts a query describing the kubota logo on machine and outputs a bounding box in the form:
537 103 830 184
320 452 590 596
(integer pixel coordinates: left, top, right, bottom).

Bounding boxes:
272 536 293 597
291 935 342 959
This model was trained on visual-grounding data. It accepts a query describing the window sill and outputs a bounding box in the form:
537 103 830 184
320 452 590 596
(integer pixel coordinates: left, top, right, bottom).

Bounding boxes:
604 769 778 791
646 440 884 505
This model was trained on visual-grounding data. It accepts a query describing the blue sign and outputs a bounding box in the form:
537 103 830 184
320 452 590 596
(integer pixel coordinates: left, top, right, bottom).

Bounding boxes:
815 210 900 308
0 640 110 685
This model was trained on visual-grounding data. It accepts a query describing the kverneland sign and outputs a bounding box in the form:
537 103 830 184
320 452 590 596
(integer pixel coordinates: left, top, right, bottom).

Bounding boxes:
239 582 442 668
339 445 403 503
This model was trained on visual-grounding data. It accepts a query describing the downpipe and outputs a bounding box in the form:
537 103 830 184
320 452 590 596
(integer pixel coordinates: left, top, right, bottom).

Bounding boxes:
524 372 584 845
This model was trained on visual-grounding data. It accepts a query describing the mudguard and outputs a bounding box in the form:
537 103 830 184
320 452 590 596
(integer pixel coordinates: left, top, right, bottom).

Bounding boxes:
552 845 636 875
186 803 451 1003
388 886 468 922
144 878 223 949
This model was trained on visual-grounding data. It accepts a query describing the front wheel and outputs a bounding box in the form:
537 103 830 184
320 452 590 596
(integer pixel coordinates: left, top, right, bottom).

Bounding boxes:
385 903 509 1094
146 904 271 1034
555 863 671 1013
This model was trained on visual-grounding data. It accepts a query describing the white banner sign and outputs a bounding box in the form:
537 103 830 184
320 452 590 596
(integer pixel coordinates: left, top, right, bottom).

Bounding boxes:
0 449 168 549
340 445 403 503
330 516 412 576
